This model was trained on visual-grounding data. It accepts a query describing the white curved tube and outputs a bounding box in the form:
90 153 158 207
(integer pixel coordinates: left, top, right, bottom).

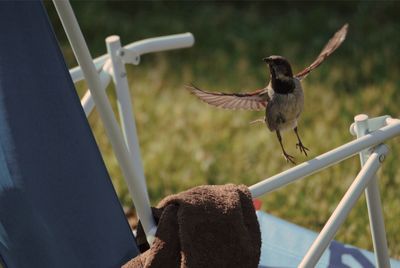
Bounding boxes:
80 69 112 117
70 32 194 82
249 118 400 198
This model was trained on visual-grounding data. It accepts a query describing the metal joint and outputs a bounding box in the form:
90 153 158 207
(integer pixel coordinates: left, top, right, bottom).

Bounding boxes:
118 48 141 65
350 115 391 136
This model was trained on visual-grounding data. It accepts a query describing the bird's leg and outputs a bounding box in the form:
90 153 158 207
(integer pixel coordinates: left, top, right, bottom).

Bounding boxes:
294 126 309 156
276 131 295 164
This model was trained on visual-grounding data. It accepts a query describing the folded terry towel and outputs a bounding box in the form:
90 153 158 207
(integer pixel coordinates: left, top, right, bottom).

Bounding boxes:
123 184 261 268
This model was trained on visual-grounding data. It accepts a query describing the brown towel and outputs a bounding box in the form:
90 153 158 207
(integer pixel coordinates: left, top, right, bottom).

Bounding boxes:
123 184 261 268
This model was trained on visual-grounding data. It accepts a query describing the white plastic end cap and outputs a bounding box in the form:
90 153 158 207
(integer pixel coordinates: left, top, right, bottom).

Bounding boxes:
354 114 368 122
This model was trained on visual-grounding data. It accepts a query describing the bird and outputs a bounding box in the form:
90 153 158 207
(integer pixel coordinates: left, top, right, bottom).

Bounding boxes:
186 24 348 164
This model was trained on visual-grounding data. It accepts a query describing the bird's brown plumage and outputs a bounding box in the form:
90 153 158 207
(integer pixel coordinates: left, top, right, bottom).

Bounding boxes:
186 23 348 111
186 84 269 111
187 24 349 163
295 23 348 80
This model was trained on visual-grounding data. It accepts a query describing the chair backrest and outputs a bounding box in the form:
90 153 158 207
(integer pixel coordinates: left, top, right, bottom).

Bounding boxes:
0 1 139 267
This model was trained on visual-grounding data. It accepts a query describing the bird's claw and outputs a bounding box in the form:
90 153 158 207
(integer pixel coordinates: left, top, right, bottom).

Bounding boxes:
283 152 296 164
296 142 309 156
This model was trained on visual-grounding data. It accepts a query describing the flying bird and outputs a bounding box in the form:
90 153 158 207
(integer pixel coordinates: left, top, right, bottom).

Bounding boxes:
186 24 348 164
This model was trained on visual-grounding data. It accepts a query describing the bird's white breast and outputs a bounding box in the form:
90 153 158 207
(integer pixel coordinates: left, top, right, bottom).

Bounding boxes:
266 78 304 131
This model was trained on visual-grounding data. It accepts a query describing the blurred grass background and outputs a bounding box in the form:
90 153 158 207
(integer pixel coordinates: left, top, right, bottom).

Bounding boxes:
46 0 400 258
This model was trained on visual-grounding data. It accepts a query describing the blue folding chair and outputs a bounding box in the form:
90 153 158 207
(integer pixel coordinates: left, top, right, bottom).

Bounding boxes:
1 1 400 268
0 1 139 267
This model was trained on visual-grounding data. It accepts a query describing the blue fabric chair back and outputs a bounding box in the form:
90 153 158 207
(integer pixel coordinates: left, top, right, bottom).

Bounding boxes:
0 1 139 267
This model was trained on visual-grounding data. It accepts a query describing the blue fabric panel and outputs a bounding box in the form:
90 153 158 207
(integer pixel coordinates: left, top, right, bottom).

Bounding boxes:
0 1 139 267
257 211 400 267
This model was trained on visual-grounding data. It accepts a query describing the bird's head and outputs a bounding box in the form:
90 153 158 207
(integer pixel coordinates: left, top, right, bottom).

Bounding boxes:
263 56 293 78
263 55 295 94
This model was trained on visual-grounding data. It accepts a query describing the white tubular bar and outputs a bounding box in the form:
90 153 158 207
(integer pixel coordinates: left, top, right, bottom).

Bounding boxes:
53 0 157 243
299 144 388 267
124 32 194 56
106 35 144 162
354 115 390 268
80 69 112 117
105 35 152 239
70 32 194 83
249 118 400 198
70 61 105 82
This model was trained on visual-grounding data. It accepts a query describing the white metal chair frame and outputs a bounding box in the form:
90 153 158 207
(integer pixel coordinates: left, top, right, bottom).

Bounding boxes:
251 115 398 267
53 1 399 267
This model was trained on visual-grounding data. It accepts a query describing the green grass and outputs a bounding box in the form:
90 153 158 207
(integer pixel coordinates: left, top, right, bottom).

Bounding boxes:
47 1 400 258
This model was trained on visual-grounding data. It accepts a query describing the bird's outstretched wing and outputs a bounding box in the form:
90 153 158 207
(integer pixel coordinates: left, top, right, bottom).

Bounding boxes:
295 23 348 80
186 84 268 111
